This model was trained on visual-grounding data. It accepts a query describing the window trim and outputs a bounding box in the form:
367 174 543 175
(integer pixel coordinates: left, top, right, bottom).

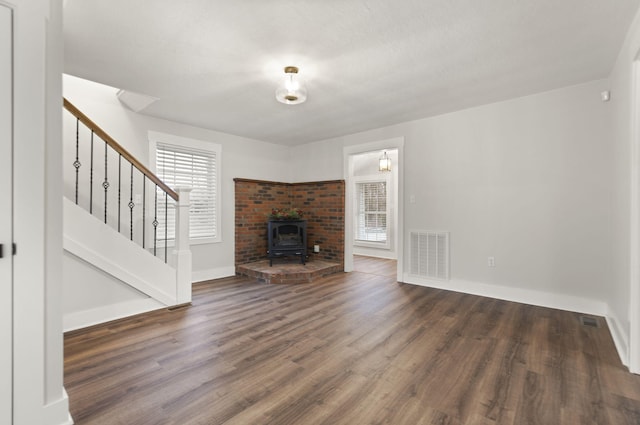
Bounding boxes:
148 131 222 245
353 174 391 249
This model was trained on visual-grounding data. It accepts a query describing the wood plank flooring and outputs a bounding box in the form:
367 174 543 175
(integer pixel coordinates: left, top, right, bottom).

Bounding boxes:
352 255 397 278
64 256 640 424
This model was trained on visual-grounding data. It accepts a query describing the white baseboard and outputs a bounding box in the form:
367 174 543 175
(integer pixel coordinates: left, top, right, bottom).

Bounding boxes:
606 307 630 368
353 248 397 260
43 388 72 424
192 266 236 283
402 274 608 317
63 298 165 332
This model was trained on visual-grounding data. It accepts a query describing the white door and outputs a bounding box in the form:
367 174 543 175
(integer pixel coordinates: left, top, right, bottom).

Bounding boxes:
0 4 13 423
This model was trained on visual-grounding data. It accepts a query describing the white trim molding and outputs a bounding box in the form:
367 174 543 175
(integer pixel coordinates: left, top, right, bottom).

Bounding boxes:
630 58 640 373
607 306 630 368
403 274 609 319
63 298 165 332
192 266 236 283
42 389 74 425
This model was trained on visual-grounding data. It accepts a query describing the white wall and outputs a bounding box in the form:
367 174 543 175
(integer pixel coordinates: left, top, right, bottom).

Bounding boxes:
62 251 165 331
608 5 640 369
291 79 613 313
63 252 149 313
63 74 291 280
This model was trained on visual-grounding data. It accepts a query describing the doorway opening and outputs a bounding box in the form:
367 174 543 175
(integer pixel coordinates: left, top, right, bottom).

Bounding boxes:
344 138 404 282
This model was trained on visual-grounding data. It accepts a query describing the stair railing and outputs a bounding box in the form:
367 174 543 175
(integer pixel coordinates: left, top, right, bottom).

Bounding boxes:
63 98 185 262
63 98 192 304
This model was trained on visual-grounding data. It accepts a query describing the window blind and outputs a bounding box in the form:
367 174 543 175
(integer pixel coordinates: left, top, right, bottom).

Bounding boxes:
156 142 217 240
355 181 387 243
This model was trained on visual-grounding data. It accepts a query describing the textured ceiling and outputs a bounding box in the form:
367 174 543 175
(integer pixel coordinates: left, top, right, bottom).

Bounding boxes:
64 0 640 145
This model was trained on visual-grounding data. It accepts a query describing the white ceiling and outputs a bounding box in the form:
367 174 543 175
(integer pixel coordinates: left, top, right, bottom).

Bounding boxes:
64 0 640 146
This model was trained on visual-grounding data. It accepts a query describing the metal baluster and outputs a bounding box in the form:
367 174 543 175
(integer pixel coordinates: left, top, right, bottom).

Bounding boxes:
73 118 81 204
142 175 146 249
129 164 134 241
153 185 158 257
164 192 168 263
103 141 110 223
89 131 94 214
118 154 121 233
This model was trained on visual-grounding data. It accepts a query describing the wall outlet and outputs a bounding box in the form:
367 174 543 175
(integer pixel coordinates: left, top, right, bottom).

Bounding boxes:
488 256 495 267
313 244 320 253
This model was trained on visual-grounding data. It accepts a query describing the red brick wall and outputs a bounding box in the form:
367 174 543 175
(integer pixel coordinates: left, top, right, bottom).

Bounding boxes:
291 181 345 267
234 180 290 264
234 178 345 269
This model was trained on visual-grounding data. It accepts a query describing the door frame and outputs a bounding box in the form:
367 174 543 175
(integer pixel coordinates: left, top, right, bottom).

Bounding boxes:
0 3 12 422
344 137 404 282
631 58 640 374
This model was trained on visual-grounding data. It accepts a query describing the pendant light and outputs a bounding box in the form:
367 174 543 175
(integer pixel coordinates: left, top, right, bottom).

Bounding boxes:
379 151 391 172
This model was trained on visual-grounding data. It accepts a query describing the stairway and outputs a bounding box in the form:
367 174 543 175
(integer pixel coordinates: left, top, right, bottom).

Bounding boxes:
61 99 192 331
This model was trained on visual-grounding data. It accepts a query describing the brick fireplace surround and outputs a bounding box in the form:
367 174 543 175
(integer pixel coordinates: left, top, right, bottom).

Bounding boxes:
234 178 345 273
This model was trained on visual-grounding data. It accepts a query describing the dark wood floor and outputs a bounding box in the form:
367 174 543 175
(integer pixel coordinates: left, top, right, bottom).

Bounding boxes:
65 256 640 424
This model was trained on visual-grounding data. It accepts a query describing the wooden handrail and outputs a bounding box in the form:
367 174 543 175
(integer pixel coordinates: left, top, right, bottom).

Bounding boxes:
63 97 178 201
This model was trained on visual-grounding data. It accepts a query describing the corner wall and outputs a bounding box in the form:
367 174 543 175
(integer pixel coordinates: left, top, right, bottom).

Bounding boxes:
291 180 345 266
234 179 291 265
608 4 640 369
234 179 345 268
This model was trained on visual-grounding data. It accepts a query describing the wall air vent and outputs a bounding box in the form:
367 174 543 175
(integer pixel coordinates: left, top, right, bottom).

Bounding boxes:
409 231 449 280
579 316 600 328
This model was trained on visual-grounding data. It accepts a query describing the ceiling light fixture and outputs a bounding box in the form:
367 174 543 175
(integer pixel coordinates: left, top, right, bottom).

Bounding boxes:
276 66 307 105
379 151 391 172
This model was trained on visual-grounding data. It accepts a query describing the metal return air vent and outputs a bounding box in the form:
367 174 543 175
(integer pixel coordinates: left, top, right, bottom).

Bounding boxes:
409 231 449 280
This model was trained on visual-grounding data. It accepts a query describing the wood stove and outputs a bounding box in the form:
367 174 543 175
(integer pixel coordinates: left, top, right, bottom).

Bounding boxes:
267 220 307 266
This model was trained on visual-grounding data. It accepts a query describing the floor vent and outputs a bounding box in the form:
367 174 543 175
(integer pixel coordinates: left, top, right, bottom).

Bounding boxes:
409 231 449 280
579 316 600 328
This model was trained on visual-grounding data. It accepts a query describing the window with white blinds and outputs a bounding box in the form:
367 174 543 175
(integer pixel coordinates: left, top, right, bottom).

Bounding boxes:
355 180 388 244
152 134 221 243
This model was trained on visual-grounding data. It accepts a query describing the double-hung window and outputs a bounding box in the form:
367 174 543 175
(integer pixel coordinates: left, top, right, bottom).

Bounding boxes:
149 132 221 244
354 175 390 247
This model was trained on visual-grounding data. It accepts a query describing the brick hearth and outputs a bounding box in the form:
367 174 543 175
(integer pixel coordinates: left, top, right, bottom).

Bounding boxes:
234 178 345 278
236 259 342 284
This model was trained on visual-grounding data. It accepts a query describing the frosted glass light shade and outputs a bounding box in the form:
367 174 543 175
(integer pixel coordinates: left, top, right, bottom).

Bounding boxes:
275 66 307 105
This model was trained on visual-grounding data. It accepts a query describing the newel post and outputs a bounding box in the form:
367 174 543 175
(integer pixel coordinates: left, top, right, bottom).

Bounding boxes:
174 187 192 304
